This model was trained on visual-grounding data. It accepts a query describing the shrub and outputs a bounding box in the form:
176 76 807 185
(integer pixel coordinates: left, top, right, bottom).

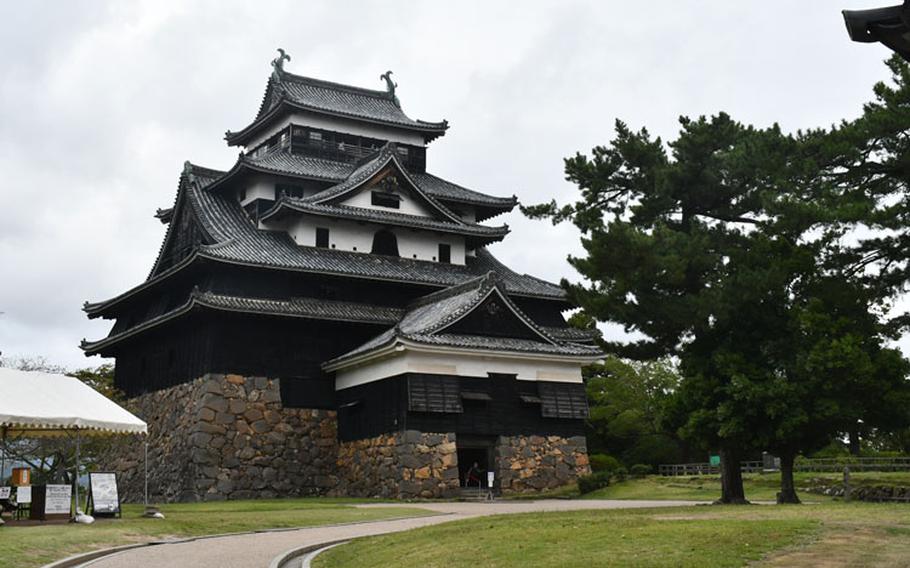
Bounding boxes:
613 466 629 482
577 471 612 494
589 453 622 473
631 463 652 477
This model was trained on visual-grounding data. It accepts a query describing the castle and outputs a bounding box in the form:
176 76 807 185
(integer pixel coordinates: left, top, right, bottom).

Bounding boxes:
83 51 601 501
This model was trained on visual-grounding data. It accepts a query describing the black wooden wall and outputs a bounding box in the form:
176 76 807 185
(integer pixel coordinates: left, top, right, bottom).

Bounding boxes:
336 373 586 442
112 310 383 399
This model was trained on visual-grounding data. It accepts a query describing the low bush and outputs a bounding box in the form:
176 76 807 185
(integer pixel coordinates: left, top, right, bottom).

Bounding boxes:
589 454 623 473
613 466 629 482
577 471 612 494
631 463 652 477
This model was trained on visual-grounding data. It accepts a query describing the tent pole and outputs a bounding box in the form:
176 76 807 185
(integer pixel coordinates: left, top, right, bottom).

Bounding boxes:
1 426 6 485
74 429 81 517
144 439 149 509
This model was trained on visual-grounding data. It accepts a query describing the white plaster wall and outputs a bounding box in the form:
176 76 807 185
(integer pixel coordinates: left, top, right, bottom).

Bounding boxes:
335 349 585 391
282 214 466 264
459 209 476 223
340 186 433 217
245 111 428 149
238 174 278 205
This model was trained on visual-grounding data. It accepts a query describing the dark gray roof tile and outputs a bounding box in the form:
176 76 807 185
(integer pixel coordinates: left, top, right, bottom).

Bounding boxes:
325 272 602 367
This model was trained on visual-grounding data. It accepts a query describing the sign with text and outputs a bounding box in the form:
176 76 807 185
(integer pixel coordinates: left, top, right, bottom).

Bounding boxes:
89 473 120 514
45 484 72 515
0 486 10 499
16 486 31 504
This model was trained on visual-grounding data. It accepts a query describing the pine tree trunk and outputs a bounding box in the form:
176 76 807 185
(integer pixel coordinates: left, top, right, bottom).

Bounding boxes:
776 452 801 504
716 448 749 504
849 430 861 456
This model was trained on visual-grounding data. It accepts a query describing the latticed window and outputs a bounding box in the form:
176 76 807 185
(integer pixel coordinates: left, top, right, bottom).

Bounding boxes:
538 382 589 419
408 375 463 413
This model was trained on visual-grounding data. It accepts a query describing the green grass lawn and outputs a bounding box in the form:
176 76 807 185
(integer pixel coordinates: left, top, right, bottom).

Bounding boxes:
0 498 431 568
313 502 910 568
581 471 910 501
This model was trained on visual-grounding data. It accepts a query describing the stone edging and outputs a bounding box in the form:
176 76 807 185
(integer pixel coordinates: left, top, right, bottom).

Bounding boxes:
270 540 350 568
40 514 448 568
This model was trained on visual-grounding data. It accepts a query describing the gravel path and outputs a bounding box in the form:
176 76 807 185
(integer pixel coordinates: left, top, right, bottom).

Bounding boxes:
76 500 700 568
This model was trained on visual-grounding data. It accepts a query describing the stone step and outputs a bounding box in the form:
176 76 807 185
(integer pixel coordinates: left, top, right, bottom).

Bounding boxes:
458 487 491 501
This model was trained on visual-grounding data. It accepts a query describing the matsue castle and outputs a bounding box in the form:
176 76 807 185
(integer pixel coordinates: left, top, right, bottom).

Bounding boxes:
82 51 603 501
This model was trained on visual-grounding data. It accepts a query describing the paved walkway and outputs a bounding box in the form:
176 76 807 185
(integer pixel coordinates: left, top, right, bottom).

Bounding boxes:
78 500 700 568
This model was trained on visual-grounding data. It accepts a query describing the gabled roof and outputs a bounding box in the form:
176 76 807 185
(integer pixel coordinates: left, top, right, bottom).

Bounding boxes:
324 273 603 370
259 143 509 243
226 70 448 147
299 143 462 219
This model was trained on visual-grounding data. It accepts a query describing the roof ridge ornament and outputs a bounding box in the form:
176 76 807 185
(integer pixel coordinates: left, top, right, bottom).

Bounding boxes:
380 70 400 108
271 48 291 82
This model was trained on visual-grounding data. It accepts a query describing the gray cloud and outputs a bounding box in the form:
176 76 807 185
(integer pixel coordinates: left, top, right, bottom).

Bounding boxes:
0 0 898 368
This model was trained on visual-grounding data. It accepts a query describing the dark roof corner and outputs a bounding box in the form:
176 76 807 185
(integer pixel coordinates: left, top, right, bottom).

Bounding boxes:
155 207 174 224
843 2 910 61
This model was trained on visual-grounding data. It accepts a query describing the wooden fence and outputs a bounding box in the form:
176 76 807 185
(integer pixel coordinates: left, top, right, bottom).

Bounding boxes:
658 461 763 476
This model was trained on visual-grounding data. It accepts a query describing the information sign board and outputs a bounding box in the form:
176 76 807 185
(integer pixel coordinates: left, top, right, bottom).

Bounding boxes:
16 486 31 504
45 484 72 515
88 473 120 515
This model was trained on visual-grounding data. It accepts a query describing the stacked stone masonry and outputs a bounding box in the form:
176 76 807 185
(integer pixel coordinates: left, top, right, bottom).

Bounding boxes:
104 374 589 502
105 374 337 502
495 434 591 493
333 431 460 499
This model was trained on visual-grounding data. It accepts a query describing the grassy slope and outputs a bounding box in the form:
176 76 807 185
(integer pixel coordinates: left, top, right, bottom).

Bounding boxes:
0 498 430 568
314 502 910 568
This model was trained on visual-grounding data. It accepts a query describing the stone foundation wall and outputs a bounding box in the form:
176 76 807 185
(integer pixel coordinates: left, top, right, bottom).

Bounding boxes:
333 430 460 499
103 375 588 501
104 374 337 502
495 434 590 493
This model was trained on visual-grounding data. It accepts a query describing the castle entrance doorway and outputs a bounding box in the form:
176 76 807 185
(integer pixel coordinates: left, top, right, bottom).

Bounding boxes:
456 436 495 489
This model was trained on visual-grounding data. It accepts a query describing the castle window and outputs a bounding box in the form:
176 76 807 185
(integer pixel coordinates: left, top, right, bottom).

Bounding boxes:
316 227 330 248
371 191 401 209
309 131 322 141
538 382 589 419
438 244 451 264
371 230 399 257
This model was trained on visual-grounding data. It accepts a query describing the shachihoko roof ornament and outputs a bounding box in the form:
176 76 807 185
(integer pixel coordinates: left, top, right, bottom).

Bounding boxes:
271 48 291 81
380 70 400 108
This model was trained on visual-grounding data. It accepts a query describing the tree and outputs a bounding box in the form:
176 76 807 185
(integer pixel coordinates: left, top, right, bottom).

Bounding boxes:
524 113 818 502
523 102 910 503
585 357 685 468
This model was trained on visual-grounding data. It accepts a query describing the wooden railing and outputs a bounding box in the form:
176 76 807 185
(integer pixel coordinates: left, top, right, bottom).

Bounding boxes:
658 461 763 476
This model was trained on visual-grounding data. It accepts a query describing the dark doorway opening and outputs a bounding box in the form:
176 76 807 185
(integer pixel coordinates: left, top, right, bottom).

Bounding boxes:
457 438 495 488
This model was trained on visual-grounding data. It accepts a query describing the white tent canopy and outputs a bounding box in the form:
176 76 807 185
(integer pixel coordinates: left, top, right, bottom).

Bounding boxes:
0 368 146 436
0 368 147 523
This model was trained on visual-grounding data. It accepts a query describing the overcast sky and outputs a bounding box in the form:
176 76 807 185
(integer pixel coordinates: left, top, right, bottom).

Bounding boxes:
0 0 901 370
